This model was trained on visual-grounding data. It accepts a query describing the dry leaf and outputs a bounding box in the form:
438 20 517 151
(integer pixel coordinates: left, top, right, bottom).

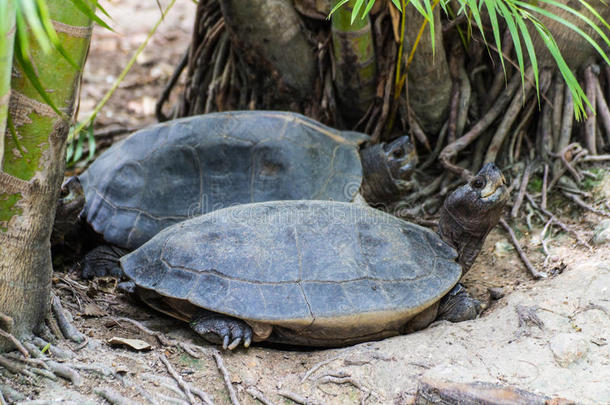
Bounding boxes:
108 337 152 351
83 303 107 317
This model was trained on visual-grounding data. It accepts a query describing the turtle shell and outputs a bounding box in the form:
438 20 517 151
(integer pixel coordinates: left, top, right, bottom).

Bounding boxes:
79 111 368 250
120 200 462 346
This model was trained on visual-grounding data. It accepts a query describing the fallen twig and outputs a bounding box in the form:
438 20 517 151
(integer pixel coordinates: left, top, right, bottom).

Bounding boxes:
277 390 318 405
562 192 610 218
499 218 546 279
246 387 275 405
511 162 533 218
113 316 174 346
159 353 197 405
212 349 240 405
301 353 347 383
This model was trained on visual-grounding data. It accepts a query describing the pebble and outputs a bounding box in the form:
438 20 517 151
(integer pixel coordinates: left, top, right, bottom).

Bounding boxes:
592 219 610 245
549 333 589 367
487 287 505 300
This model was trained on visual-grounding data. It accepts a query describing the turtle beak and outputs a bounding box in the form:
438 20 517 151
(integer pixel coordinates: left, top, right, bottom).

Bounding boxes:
481 173 506 198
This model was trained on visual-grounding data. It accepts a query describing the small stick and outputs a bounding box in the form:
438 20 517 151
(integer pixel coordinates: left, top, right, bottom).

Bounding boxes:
511 162 533 218
0 389 6 405
113 316 174 346
0 329 29 358
584 65 598 155
191 387 215 405
484 70 537 163
562 192 610 217
212 349 240 405
246 387 275 405
420 122 448 171
582 154 610 162
301 353 346 382
541 164 548 210
95 387 137 405
456 64 471 138
159 353 197 405
51 295 85 343
499 218 546 279
540 218 555 266
157 45 190 122
594 74 610 144
440 66 529 178
277 390 316 405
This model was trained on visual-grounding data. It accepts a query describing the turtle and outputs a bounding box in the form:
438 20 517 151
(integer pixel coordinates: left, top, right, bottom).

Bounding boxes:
53 111 417 278
119 163 508 349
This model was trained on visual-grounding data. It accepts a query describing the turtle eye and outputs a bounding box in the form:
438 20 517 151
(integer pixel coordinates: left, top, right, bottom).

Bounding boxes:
392 149 404 159
472 178 485 189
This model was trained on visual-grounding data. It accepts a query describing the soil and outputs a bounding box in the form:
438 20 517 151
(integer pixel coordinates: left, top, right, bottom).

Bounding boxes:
2 1 610 404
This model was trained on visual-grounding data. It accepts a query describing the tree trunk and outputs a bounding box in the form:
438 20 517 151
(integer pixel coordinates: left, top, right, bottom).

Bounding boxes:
0 0 92 350
331 0 377 123
219 0 316 109
403 5 452 135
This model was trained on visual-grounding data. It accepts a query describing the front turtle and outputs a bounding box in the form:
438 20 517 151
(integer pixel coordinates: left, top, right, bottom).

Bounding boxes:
54 111 416 278
120 163 507 348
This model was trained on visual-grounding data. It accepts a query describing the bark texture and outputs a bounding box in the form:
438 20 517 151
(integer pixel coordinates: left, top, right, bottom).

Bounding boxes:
404 5 452 135
0 0 92 350
218 0 316 108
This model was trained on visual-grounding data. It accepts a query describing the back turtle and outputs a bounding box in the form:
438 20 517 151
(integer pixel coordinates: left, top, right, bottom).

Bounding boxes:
120 163 507 348
53 111 416 278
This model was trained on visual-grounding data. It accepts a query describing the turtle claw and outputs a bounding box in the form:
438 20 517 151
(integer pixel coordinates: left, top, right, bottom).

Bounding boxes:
228 338 241 350
191 313 253 350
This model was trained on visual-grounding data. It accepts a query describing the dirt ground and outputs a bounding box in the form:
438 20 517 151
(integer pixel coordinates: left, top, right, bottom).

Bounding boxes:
1 1 610 404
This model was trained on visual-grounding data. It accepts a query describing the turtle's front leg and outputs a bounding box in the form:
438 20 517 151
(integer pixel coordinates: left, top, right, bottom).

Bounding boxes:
436 283 482 323
191 311 253 350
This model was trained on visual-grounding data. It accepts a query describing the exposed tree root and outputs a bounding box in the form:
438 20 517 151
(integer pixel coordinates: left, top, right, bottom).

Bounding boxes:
95 387 137 405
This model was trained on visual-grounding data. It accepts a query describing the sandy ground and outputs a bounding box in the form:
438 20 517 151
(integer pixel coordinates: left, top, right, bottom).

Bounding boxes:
1 1 609 404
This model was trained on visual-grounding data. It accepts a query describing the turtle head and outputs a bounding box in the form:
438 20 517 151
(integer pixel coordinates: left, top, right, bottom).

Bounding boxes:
383 136 417 181
51 176 85 248
439 163 508 273
359 136 417 206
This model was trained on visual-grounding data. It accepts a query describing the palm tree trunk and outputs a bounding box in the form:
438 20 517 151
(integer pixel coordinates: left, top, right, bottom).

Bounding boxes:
0 0 92 349
404 5 452 135
331 0 377 123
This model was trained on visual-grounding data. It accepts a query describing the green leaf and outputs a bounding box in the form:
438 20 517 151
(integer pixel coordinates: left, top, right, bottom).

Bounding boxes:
73 125 85 162
536 0 610 49
512 7 540 101
19 0 51 53
482 0 505 72
14 11 65 118
391 0 402 11
87 122 96 161
351 0 365 24
41 343 51 354
362 0 376 18
328 0 351 19
517 1 610 66
67 0 113 31
35 0 80 70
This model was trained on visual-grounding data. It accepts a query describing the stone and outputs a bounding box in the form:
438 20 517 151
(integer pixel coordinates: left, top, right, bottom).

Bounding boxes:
549 333 590 367
592 219 610 245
